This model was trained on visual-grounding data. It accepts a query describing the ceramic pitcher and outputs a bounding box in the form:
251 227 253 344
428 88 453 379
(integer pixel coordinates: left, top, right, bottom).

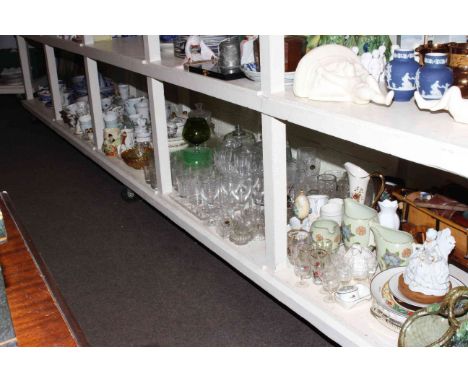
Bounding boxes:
369 221 414 270
311 219 341 250
344 162 385 208
342 198 378 249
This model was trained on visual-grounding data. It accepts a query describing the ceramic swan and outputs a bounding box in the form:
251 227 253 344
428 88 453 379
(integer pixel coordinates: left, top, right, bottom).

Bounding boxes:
293 44 394 106
415 86 468 124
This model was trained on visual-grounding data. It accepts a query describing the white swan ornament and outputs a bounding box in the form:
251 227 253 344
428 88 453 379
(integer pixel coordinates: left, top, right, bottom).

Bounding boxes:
293 44 394 106
415 86 468 124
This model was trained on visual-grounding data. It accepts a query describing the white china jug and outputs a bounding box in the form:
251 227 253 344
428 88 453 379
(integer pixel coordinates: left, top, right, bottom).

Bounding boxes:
344 162 385 208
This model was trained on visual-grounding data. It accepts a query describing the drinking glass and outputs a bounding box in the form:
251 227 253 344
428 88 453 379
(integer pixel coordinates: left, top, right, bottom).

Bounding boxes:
251 175 264 206
325 170 349 199
287 230 310 267
310 239 332 284
321 264 340 303
293 250 312 288
366 255 378 283
230 176 252 210
318 174 337 197
229 215 254 245
201 177 219 225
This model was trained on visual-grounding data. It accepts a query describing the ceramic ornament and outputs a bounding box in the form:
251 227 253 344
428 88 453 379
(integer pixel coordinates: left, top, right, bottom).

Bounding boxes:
415 86 468 124
184 35 216 63
293 44 394 106
293 190 310 220
403 228 456 297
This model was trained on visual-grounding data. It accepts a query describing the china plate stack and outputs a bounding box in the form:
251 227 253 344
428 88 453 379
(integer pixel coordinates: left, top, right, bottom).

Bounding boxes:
370 267 465 332
241 63 295 85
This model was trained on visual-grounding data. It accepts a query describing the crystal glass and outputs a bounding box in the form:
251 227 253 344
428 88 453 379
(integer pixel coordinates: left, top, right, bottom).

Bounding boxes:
251 175 264 206
182 107 211 146
293 250 312 288
200 177 219 226
223 124 256 148
229 216 254 245
310 239 332 284
321 264 340 303
287 230 310 267
366 255 378 283
324 170 349 199
318 174 337 197
230 176 252 210
216 215 233 238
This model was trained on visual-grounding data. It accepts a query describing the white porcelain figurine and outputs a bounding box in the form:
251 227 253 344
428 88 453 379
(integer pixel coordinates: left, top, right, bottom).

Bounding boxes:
415 86 468 124
293 45 394 106
184 35 216 63
403 228 456 297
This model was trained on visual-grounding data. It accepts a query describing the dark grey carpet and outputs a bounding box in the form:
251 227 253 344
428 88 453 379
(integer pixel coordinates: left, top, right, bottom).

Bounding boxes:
0 95 334 346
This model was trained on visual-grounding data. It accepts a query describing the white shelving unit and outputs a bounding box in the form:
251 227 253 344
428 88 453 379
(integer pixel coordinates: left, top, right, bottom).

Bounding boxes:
17 35 468 347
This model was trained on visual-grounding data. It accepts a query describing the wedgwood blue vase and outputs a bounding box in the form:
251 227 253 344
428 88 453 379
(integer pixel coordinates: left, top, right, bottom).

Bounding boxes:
385 49 420 101
416 53 453 100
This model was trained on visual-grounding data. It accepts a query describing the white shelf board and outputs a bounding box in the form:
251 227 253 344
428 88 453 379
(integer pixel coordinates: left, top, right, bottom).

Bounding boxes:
0 84 24 94
24 36 263 112
21 97 407 346
263 88 468 178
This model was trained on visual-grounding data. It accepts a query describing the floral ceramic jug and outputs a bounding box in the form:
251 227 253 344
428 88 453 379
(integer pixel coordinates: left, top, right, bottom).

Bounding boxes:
344 162 385 208
369 221 414 270
342 198 378 249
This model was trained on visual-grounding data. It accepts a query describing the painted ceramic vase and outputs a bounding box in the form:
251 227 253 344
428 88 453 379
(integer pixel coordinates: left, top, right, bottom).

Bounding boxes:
342 198 378 249
385 49 420 101
416 53 453 100
311 219 341 250
369 221 414 270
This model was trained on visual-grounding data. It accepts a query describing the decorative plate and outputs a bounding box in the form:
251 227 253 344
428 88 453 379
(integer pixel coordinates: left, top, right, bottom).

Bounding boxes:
370 267 414 327
388 271 465 309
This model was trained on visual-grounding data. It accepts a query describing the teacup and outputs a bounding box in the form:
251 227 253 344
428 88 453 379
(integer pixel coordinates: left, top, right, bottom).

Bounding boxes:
311 219 341 250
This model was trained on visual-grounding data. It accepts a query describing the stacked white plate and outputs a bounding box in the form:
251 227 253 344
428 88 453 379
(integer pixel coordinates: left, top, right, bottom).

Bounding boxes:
241 63 295 85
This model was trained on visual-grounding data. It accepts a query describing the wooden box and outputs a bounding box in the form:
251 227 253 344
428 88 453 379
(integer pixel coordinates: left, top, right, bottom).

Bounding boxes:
393 191 468 270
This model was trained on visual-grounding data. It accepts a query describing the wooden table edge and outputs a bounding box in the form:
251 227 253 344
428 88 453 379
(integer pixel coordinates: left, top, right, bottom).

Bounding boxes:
1 191 89 346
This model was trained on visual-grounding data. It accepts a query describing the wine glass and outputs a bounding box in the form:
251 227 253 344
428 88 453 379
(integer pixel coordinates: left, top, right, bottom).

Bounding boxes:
287 230 310 267
201 177 219 226
321 264 340 303
293 250 312 288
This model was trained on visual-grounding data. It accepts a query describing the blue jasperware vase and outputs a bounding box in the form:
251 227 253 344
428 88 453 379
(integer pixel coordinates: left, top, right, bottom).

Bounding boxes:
386 49 420 101
416 53 453 100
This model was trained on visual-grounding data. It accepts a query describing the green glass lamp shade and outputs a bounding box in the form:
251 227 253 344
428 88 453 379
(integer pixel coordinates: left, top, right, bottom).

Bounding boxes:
182 117 211 146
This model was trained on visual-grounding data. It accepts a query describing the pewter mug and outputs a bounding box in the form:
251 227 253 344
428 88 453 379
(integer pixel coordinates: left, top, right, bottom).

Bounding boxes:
218 37 241 69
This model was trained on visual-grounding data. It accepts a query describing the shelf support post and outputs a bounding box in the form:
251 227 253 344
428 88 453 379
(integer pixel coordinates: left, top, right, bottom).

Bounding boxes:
44 45 63 121
259 35 285 95
84 57 104 149
143 36 161 63
148 78 172 194
262 115 288 271
16 36 34 100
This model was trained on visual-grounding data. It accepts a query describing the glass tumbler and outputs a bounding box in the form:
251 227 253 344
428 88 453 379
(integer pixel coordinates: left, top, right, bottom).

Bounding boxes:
318 174 337 198
297 147 321 178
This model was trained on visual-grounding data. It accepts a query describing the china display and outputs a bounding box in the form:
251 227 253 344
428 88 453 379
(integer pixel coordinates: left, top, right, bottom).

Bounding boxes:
385 49 420 102
449 43 468 99
416 53 453 100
